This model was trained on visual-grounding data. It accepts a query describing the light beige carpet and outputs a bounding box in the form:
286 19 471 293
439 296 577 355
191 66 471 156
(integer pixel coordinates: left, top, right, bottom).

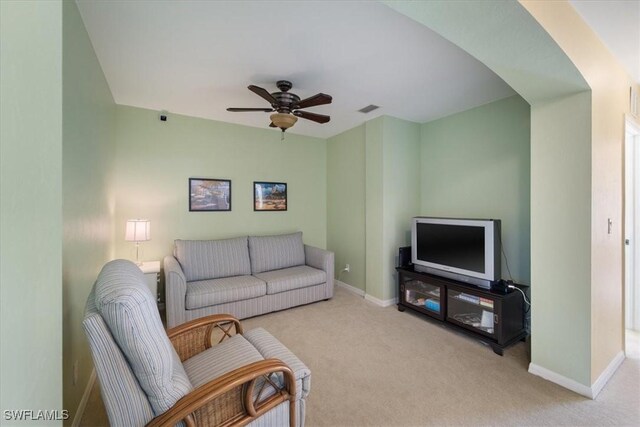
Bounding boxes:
80 286 640 426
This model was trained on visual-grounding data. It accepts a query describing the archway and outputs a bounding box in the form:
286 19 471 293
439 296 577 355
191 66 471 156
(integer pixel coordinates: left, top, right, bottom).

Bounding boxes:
383 0 632 398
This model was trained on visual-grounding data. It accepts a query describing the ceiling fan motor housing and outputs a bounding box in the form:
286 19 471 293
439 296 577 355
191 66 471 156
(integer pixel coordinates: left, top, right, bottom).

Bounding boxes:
272 92 300 113
276 80 293 92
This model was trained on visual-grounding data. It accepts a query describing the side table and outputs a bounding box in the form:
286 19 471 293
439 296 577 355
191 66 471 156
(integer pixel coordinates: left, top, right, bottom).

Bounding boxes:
138 261 160 304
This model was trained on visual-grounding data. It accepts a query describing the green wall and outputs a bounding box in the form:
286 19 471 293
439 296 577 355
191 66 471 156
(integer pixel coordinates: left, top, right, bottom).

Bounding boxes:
327 125 366 290
530 92 592 385
382 117 421 301
1 0 63 421
365 118 385 299
62 0 116 422
328 116 420 301
113 106 327 262
328 107 526 302
420 95 531 284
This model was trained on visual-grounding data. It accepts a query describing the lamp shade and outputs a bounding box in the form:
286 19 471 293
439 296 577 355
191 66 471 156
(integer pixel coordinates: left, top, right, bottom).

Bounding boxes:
125 219 150 242
270 113 298 129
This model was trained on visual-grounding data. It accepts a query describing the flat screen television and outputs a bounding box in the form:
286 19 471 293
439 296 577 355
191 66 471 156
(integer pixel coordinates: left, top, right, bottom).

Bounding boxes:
411 217 501 289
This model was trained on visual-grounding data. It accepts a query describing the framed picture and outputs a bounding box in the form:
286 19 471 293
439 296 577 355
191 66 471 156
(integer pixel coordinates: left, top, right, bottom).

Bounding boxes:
254 181 287 211
189 178 231 211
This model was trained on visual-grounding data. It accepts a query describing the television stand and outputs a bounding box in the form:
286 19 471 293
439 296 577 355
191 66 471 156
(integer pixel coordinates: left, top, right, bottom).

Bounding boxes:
396 266 528 355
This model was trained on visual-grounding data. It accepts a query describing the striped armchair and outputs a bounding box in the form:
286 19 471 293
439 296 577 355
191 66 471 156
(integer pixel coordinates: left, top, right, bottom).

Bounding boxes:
83 259 311 427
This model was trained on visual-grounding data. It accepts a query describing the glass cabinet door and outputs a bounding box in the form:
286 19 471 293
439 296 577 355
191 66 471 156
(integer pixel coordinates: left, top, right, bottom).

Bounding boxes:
447 289 497 338
400 275 444 319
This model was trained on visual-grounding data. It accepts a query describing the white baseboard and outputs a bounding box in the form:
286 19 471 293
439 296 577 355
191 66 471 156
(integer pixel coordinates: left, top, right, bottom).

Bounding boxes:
364 293 398 307
72 369 96 427
591 351 625 398
335 280 397 307
528 363 593 398
336 280 365 296
528 351 625 399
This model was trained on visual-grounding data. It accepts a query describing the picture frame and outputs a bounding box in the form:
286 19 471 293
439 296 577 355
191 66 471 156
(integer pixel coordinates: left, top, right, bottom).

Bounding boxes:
254 181 287 211
189 178 231 211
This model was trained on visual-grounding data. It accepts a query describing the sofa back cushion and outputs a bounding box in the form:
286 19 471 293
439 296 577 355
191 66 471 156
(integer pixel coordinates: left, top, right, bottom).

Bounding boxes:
94 259 193 416
174 237 251 281
249 232 305 274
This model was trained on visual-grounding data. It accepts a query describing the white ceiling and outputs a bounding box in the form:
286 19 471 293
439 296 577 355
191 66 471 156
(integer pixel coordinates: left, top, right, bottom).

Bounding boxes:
76 0 516 139
569 0 640 84
77 1 637 139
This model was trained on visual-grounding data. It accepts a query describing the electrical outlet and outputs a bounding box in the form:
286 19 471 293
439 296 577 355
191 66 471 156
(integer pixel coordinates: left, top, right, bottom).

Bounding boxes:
73 360 79 385
345 264 350 273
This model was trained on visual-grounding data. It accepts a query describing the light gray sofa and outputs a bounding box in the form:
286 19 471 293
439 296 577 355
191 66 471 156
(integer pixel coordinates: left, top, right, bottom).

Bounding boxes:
84 259 310 427
165 232 334 328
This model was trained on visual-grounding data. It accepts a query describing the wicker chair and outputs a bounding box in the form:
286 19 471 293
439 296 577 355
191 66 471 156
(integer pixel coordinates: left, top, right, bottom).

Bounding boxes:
83 259 311 427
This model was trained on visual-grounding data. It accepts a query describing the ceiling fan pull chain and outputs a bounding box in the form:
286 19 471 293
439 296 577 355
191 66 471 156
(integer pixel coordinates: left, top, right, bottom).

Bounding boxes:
281 130 285 141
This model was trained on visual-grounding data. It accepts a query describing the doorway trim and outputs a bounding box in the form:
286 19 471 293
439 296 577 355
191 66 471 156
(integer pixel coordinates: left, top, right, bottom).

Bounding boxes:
624 114 640 337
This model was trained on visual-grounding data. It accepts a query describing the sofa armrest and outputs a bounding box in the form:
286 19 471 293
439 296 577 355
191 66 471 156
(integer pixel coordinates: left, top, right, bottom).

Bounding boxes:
164 255 187 328
304 245 334 299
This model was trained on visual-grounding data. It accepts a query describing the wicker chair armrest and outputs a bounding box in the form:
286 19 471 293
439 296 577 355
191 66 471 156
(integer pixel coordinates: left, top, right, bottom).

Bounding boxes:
167 314 244 362
146 358 296 427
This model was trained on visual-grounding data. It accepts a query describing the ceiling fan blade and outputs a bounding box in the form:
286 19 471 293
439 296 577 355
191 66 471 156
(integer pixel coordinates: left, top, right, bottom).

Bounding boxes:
227 107 274 112
293 110 330 124
269 122 277 128
248 85 277 105
295 93 332 109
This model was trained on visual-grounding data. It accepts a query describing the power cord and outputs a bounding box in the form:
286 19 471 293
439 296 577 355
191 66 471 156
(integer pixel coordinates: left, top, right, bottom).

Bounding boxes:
499 235 531 329
507 284 531 311
337 266 354 295
508 283 531 335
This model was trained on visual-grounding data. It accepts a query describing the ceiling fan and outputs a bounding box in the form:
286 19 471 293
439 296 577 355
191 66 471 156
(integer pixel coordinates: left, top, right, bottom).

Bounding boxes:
227 80 332 134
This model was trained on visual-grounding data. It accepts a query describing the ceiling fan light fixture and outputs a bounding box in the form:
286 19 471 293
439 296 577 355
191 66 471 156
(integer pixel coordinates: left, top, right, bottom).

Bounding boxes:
270 112 297 130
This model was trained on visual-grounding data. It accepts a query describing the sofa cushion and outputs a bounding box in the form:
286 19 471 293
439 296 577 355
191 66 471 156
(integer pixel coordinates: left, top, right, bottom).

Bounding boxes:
175 237 251 281
94 259 193 416
254 265 326 295
186 275 266 310
248 232 305 274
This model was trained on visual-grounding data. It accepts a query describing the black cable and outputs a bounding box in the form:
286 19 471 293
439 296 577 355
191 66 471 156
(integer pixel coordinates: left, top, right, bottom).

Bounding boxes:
499 233 514 282
498 234 530 327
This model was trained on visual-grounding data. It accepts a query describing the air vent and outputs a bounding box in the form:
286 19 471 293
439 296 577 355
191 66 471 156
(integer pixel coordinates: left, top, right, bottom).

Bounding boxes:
358 104 379 113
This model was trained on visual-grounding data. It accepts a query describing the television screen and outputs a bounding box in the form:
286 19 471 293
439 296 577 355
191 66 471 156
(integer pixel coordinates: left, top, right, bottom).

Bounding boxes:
416 223 485 273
